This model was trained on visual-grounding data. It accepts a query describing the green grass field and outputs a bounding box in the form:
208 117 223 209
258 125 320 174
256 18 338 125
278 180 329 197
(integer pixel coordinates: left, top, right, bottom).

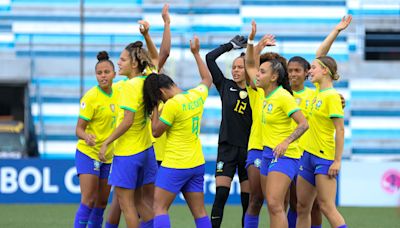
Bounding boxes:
0 204 398 227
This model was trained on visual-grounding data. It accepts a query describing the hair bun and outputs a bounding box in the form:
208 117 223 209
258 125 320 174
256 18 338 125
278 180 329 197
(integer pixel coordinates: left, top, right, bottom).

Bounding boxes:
333 73 340 81
132 41 143 48
97 51 109 61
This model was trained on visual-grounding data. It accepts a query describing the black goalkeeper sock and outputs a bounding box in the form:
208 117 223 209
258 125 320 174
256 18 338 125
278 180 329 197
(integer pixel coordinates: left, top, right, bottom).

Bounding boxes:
211 186 230 228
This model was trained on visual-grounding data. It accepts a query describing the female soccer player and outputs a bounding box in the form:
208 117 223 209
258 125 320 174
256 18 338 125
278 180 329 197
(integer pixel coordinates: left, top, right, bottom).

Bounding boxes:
296 16 352 228
98 39 158 228
206 35 250 228
73 51 118 228
104 7 172 227
246 20 309 228
244 38 280 228
143 36 213 228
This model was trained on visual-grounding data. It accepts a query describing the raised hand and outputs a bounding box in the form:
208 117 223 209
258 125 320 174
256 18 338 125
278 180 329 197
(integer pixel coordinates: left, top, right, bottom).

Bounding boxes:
190 36 200 54
249 20 257 41
255 34 276 53
230 35 247 49
138 20 150 35
162 4 170 24
335 15 352 32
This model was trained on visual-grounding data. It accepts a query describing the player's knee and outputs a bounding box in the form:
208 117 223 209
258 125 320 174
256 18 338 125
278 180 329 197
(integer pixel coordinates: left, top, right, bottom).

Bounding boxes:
317 199 335 216
248 194 263 213
81 193 98 207
296 199 312 215
153 201 168 214
192 206 208 219
267 197 284 215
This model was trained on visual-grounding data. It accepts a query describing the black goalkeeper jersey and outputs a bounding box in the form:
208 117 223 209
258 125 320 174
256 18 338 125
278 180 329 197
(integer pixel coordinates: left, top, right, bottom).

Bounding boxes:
206 43 252 148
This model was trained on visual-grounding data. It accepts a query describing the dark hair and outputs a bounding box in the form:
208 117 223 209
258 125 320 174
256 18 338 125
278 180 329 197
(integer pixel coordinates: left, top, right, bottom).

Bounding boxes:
143 73 175 116
288 56 310 79
125 41 154 74
268 59 292 95
316 56 340 80
95 51 115 70
288 56 310 71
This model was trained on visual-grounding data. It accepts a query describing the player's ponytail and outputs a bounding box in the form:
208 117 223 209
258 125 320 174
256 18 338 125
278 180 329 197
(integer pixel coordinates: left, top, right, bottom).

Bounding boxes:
269 59 293 95
143 73 175 116
125 41 155 74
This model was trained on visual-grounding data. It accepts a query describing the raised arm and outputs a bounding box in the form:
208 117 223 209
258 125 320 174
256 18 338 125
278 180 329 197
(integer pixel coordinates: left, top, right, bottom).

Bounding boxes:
190 36 212 88
205 42 233 89
139 20 159 68
158 4 171 70
316 15 352 58
245 21 258 89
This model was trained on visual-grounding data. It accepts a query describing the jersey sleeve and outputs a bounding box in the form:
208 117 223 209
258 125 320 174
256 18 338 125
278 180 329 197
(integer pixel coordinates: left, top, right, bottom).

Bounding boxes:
159 99 178 127
281 93 301 117
190 84 209 102
327 93 344 118
246 87 263 109
119 80 137 113
79 95 94 121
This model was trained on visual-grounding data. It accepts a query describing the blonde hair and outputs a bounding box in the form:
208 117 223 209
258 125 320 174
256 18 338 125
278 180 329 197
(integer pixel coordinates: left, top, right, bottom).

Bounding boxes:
316 56 340 80
124 41 155 74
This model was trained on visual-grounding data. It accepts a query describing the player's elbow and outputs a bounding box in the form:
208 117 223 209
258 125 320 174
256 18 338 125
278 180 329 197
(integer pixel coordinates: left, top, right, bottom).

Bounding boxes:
152 129 162 138
299 119 309 133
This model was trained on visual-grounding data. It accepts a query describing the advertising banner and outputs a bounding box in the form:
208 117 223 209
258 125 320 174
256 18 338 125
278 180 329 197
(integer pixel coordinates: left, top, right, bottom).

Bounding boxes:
339 161 400 207
0 159 242 204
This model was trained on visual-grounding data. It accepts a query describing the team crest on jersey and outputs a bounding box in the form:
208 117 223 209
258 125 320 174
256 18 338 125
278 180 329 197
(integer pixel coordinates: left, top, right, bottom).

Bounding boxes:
295 98 301 105
267 104 273 112
81 102 86 109
93 160 101 171
316 100 322 109
254 158 262 168
305 100 310 108
216 161 224 172
239 90 248 99
110 104 115 112
198 86 205 92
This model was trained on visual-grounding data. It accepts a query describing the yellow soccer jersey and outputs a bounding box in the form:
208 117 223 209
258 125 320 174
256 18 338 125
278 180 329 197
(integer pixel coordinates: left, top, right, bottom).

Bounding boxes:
261 86 302 159
150 102 167 162
159 84 209 169
111 78 128 116
247 86 264 151
292 87 316 151
114 76 152 156
77 85 119 163
303 87 344 160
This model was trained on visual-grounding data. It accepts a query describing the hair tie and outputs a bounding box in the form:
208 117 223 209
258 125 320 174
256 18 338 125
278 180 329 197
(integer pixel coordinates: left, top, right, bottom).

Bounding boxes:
316 59 333 77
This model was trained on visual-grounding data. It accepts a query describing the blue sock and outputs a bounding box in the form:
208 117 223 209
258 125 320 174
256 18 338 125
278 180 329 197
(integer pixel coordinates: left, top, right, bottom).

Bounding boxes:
287 208 297 228
311 225 322 228
105 222 118 228
337 225 347 228
195 216 211 228
88 207 105 228
140 219 154 228
154 214 170 228
74 203 93 228
244 213 259 228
